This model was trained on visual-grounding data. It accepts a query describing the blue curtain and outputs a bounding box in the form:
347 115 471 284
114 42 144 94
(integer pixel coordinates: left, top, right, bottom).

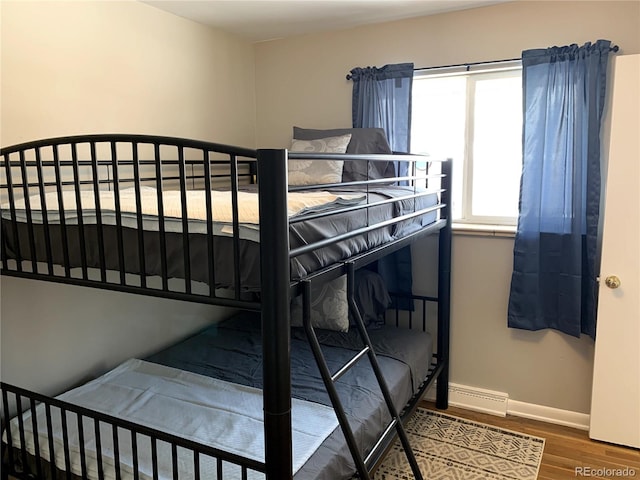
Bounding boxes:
348 62 414 308
508 40 613 339
349 62 414 177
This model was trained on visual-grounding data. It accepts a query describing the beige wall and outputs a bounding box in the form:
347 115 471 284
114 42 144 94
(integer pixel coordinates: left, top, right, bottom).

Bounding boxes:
0 0 255 394
0 0 256 147
255 0 640 148
253 0 640 414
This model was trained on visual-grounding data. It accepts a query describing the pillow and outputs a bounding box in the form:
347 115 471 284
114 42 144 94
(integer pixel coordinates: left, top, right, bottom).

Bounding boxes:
288 134 351 186
292 127 395 182
290 276 349 332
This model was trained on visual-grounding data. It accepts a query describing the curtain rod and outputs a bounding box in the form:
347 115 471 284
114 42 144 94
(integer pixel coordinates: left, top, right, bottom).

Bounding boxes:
346 58 520 79
414 57 521 73
414 45 619 73
348 45 619 79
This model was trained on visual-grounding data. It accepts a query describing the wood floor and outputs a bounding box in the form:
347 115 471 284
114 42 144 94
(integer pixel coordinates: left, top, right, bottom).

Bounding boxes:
421 401 640 480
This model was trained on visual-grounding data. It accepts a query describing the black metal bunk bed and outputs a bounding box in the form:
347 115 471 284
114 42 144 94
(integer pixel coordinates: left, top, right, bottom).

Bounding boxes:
0 134 452 480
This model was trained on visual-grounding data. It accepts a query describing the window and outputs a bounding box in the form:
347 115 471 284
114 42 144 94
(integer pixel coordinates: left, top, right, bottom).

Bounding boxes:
411 65 523 225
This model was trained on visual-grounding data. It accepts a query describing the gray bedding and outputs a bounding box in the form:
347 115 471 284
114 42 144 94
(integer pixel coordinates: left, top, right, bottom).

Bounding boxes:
145 311 433 480
1 186 437 292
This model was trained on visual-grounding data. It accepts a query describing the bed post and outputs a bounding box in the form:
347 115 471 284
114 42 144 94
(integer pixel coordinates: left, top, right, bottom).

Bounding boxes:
436 159 453 409
257 149 293 480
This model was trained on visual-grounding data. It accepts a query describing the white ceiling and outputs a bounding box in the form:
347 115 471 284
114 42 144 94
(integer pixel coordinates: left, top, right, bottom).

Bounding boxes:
142 0 511 43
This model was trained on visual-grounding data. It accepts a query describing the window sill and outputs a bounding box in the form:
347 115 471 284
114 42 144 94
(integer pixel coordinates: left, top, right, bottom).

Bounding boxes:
452 223 516 238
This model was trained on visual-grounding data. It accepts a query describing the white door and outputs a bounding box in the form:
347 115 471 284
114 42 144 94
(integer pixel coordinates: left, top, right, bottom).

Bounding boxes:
589 54 640 449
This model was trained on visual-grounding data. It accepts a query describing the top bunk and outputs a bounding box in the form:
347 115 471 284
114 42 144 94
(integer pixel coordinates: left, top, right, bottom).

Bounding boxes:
0 133 451 309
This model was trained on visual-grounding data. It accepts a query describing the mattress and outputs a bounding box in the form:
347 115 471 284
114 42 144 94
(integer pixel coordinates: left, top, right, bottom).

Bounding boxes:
3 313 433 480
5 359 339 480
1 186 438 291
145 312 433 479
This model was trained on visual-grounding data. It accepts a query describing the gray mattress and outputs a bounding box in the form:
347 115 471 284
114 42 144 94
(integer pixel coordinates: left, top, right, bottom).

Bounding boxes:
145 311 433 480
1 186 438 291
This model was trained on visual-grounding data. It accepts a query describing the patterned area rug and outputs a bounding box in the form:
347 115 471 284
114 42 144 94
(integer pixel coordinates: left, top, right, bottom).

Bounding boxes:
374 408 545 480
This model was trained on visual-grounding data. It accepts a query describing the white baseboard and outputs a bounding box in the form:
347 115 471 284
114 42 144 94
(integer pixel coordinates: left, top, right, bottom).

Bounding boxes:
424 382 509 417
425 382 590 431
507 399 590 431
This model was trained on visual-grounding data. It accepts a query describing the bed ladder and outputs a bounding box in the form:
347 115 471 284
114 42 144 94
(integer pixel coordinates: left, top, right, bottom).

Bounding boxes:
301 262 424 480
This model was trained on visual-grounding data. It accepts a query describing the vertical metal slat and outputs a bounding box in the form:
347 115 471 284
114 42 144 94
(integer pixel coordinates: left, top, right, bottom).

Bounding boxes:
15 395 29 476
45 404 58 480
34 147 54 275
366 158 371 246
0 155 7 267
193 451 201 480
94 419 105 480
60 408 72 479
112 426 122 480
3 153 22 272
229 154 242 298
71 143 89 280
132 142 147 288
2 388 16 473
0 206 7 268
154 143 169 291
76 412 88 479
90 142 107 282
151 437 159 480
171 443 179 479
202 149 216 297
29 398 44 479
131 431 140 480
52 145 71 278
18 151 38 273
177 147 192 293
395 304 400 327
423 297 427 332
216 457 223 479
413 157 418 212
110 141 126 285
409 307 413 329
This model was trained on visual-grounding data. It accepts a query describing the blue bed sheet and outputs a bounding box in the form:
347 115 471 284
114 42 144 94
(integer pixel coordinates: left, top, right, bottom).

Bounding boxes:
145 311 433 480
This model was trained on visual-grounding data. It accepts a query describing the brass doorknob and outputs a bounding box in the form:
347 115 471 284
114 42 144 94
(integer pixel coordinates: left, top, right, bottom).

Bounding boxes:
605 275 621 289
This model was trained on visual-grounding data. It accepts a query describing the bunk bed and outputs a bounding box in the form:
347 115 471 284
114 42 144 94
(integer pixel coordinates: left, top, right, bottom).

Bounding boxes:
0 133 452 480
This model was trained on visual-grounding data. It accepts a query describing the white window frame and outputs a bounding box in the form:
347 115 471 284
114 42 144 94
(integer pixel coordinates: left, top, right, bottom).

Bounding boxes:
412 61 523 227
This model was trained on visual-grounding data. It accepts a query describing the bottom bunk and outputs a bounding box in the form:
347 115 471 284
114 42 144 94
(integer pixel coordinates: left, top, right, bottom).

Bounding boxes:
1 296 443 480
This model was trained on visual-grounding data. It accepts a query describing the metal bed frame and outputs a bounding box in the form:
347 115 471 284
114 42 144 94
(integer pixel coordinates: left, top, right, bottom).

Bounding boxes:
0 134 451 480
